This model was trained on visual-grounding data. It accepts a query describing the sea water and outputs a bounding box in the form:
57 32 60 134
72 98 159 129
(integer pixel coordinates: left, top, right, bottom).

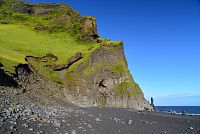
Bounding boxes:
155 106 200 116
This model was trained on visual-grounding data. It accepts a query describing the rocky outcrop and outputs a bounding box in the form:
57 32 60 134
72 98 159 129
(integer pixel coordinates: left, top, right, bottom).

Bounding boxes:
80 16 99 41
63 43 153 111
53 64 68 71
53 52 83 71
10 2 34 14
15 64 43 91
68 52 83 66
15 64 34 88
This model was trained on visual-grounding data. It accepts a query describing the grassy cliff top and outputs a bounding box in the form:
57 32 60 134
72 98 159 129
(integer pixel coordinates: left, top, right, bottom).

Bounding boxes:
0 0 122 74
0 24 97 73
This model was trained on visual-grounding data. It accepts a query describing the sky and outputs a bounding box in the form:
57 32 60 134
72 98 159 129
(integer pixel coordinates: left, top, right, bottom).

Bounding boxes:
29 0 200 106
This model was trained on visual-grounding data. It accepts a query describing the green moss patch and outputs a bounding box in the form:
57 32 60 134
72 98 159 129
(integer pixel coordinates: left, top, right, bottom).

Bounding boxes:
115 81 142 97
97 38 123 51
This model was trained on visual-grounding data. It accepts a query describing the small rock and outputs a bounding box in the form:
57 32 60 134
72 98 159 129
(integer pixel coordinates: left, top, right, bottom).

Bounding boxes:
95 118 100 122
87 124 92 128
29 128 33 131
128 120 133 124
189 127 194 130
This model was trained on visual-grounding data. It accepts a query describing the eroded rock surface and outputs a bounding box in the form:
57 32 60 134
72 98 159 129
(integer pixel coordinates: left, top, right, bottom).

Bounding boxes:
80 16 99 41
64 44 153 111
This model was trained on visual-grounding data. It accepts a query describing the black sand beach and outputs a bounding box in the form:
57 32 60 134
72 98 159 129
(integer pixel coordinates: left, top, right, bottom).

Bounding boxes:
0 85 200 134
0 88 200 134
1 105 200 134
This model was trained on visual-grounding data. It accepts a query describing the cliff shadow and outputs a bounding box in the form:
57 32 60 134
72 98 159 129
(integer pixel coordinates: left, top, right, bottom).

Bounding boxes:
0 63 18 87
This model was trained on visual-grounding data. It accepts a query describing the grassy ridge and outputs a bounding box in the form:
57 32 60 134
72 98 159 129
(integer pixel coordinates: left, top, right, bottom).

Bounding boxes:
0 24 96 73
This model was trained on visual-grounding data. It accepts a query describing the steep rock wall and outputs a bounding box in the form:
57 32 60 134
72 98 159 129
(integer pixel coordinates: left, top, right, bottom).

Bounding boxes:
64 43 153 111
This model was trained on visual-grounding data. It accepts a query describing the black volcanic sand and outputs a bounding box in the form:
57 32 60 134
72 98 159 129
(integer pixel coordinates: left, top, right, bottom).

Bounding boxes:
1 106 200 134
0 88 200 134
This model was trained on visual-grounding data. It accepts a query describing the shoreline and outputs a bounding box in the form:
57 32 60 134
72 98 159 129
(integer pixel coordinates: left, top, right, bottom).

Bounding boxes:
155 106 200 117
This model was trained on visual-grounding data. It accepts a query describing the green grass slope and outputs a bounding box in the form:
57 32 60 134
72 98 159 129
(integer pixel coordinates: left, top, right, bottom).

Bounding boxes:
0 24 96 73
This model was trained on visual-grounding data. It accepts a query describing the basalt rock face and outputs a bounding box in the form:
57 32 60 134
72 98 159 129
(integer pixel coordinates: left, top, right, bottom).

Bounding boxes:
63 44 153 111
22 43 152 110
15 64 42 91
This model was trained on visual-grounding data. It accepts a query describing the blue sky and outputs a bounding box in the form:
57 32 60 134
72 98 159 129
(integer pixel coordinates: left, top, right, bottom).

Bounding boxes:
29 0 200 106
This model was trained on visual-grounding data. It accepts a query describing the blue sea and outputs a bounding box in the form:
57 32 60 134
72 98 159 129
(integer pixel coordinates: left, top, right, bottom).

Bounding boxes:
155 106 200 116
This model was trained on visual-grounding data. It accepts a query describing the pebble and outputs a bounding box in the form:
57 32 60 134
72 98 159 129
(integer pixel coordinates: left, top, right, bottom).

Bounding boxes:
128 120 133 124
113 117 120 122
189 127 194 130
87 124 92 128
95 118 100 122
29 128 33 131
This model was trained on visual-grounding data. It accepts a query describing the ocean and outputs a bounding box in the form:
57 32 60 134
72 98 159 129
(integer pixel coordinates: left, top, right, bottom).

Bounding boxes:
155 106 200 116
